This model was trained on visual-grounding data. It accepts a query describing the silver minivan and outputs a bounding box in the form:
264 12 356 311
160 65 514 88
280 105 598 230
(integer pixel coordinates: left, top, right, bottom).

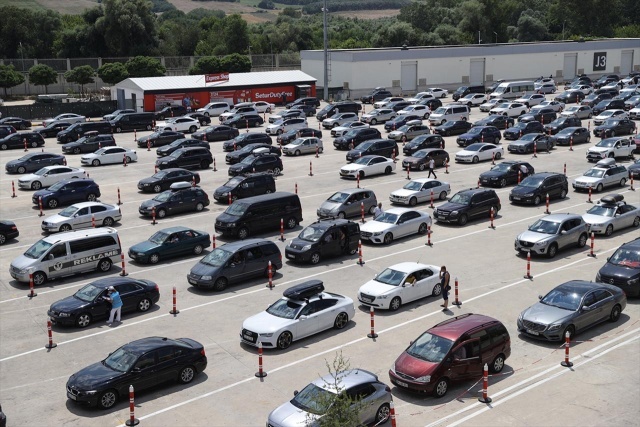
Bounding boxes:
317 188 378 219
428 104 470 126
9 227 121 285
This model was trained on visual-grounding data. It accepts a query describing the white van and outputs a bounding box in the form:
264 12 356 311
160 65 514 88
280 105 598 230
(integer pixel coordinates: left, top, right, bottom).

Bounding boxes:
489 81 535 100
9 228 121 285
197 101 232 117
428 104 470 126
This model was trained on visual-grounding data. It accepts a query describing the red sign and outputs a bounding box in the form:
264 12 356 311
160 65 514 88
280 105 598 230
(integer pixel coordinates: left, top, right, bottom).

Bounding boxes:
205 73 230 84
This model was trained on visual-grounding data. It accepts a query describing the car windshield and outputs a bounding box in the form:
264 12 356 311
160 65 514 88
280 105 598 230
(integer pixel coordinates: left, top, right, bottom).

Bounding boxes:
404 181 424 190
298 225 325 242
374 212 399 224
587 205 616 217
147 132 160 138
603 120 619 127
74 283 103 302
343 130 358 137
375 268 406 286
583 169 605 178
223 177 244 187
104 347 138 373
490 163 512 172
224 203 247 216
466 127 482 134
93 148 107 155
528 219 561 234
540 287 583 311
240 155 257 165
289 139 303 146
34 168 50 176
149 231 169 244
290 383 333 415
449 192 471 204
24 240 53 259
58 206 78 217
354 156 373 165
496 103 511 109
398 125 410 132
413 151 430 159
47 181 66 191
358 141 374 150
406 332 454 363
520 134 538 141
556 128 574 136
272 119 284 125
465 144 483 152
519 175 545 188
608 248 640 268
152 191 172 202
600 111 615 117
595 139 616 147
513 122 527 129
151 170 168 179
433 107 446 114
266 298 302 319
200 248 232 267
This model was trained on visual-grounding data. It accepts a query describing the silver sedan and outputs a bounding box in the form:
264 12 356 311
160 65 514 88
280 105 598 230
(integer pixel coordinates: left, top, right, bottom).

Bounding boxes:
582 194 640 236
41 201 122 233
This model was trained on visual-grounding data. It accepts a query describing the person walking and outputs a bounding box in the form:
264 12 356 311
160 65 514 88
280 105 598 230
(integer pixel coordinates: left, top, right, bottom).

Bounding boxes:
373 202 383 219
427 156 437 179
105 286 123 324
439 266 451 311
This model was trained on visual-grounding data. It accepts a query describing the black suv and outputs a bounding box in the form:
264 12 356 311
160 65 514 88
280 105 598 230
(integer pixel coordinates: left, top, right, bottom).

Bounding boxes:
0 132 45 150
596 238 640 297
225 113 264 129
594 74 619 89
361 89 393 104
503 121 545 140
592 99 626 116
544 116 582 135
403 134 445 155
433 188 501 225
346 139 398 162
156 138 210 157
518 108 557 125
56 121 112 143
456 126 501 147
286 97 320 109
156 147 213 170
333 128 382 150
191 125 239 142
479 161 534 188
137 168 200 193
509 172 568 205
154 105 188 120
5 152 65 174
290 105 316 117
223 132 272 152
452 85 486 101
228 153 283 176
213 173 276 202
276 127 322 145
139 182 210 218
225 143 281 164
285 219 361 264
61 134 116 154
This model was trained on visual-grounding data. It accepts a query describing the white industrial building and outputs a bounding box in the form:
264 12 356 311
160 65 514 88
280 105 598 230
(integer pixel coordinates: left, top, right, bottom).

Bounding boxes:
301 39 639 98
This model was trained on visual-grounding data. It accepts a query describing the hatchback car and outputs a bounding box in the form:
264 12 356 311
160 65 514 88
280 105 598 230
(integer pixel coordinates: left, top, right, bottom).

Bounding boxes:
544 116 582 134
48 277 160 328
137 168 200 193
285 219 360 264
225 143 281 164
489 102 528 117
517 280 626 341
138 182 209 219
5 152 66 174
33 178 100 209
472 114 514 130
402 134 445 155
518 108 557 125
0 131 45 150
582 194 639 236
66 336 207 409
593 118 636 138
0 220 19 245
346 139 398 162
389 178 451 206
323 112 360 129
507 133 556 154
330 121 369 137
156 147 213 170
359 207 431 245
479 161 534 188
389 313 510 397
283 137 323 156
334 128 382 150
514 213 589 258
596 238 640 297
388 123 431 142
434 188 500 225
555 126 591 146
41 202 121 233
561 105 593 119
384 114 421 132
509 172 568 205
572 160 628 193
128 226 210 264
555 90 585 104
213 173 276 203
317 188 377 219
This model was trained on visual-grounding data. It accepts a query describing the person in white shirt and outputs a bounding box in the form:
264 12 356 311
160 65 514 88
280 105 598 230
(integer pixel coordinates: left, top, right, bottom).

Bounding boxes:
428 157 437 178
373 202 383 219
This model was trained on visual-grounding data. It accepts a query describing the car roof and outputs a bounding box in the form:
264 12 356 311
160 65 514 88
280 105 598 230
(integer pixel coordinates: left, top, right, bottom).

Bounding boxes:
388 262 436 273
530 172 563 178
123 337 189 355
309 218 353 229
458 188 495 195
554 280 616 296
312 369 379 392
86 277 141 289
333 188 370 195
411 177 441 184
68 201 108 209
217 238 276 252
156 226 195 233
429 313 501 341
384 207 418 215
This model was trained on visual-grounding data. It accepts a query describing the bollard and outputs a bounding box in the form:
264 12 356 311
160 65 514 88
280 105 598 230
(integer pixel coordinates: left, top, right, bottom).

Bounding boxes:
360 202 365 224
279 218 285 241
11 181 17 198
588 121 591 131
560 331 574 367
488 207 495 229
255 341 268 378
587 232 596 258
569 136 574 151
563 163 567 176
587 186 593 203
63 157 67 166
356 173 360 189
192 176 197 187
151 206 157 225
532 141 537 158
234 142 237 151
24 138 28 152
389 401 397 427
425 224 433 246
38 196 44 217
392 148 397 163
212 234 216 249
491 151 495 165
92 214 96 228
294 183 298 194
630 174 635 191
123 153 128 167
228 192 233 205
478 363 492 403
44 320 57 349
27 273 38 298
367 306 378 338
170 286 179 315
125 385 139 426
315 145 319 158
429 189 435 208
213 157 217 172
356 240 365 265
133 129 137 142
119 253 128 276
452 277 462 306
147 140 151 151
444 159 449 174
266 261 273 289
544 193 550 214
406 164 410 180
117 187 122 205
518 170 522 184
477 178 481 189
402 135 407 146
154 164 158 174
309 161 313 176
524 251 533 279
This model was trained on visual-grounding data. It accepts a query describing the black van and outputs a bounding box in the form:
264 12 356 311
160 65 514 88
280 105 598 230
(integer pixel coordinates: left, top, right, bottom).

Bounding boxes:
285 219 360 264
110 112 154 133
452 85 486 101
213 173 276 202
56 121 112 143
215 192 303 239
316 101 362 121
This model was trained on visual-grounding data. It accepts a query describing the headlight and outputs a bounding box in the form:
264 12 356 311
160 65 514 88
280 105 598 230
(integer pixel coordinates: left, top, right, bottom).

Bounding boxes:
595 272 601 282
301 245 311 251
58 312 71 317
137 252 145 257
628 278 639 285
390 363 396 374
518 312 524 321
259 333 273 337
490 177 498 180
523 193 534 197
143 183 150 187
415 375 431 383
228 223 236 227
547 324 562 331
160 162 167 165
83 390 98 395
221 192 228 196
18 269 29 274
534 241 548 247
433 208 439 214
200 275 212 280
450 210 458 216
373 231 383 236
376 295 388 299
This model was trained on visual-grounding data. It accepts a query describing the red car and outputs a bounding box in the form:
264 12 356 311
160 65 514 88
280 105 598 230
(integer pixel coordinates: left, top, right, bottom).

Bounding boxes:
632 133 640 153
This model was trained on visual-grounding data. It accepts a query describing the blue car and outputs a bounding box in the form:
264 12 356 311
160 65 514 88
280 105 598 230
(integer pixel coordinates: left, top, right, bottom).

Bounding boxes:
129 226 210 264
32 178 101 209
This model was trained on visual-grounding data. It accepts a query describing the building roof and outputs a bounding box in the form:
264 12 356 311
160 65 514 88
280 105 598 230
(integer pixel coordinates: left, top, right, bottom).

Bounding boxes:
115 70 317 92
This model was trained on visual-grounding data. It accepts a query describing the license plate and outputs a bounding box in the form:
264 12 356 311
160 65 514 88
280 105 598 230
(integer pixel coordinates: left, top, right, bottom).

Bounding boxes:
286 254 295 259
512 196 521 201
396 380 408 388
188 278 197 285
67 392 77 401
438 215 446 220
526 329 540 336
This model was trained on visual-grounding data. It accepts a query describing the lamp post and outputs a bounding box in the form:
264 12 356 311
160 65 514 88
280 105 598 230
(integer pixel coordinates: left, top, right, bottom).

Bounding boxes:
322 0 329 101
562 21 566 40
19 42 27 94
493 32 498 44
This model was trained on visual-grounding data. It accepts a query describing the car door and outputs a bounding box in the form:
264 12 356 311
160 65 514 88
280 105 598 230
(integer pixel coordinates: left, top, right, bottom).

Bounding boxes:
244 246 265 277
603 168 618 187
154 346 184 385
71 206 91 229
557 218 580 249
320 229 342 259
89 204 109 225
468 193 488 219
59 182 80 205
617 204 638 228
371 157 387 175
115 282 142 313
295 300 323 339
574 291 601 331
448 339 483 379
45 243 72 279
167 192 186 215
396 211 419 237
129 351 159 391
345 383 379 424
176 230 197 256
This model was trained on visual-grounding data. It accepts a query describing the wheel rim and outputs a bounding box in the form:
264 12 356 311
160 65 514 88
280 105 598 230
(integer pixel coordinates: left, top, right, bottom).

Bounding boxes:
99 260 111 272
611 306 621 321
534 196 541 205
196 203 204 211
579 234 587 247
418 223 427 234
0 234 5 245
77 314 91 327
337 212 345 219
33 273 45 285
286 218 296 228
473 156 479 163
32 181 41 190
605 225 613 236
49 199 58 208
500 179 506 187
435 380 448 396
278 332 292 349
376 404 390 422
383 233 393 244
549 244 558 258
180 367 195 383
194 245 203 255
390 297 401 311
157 209 166 218
493 356 505 372
18 167 26 174
214 278 228 291
92 160 99 166
596 184 603 192
310 253 320 264
238 228 248 239
103 217 113 226
100 391 117 409
432 283 442 296
60 224 71 232
138 299 151 311
335 312 348 328
150 254 159 264
410 197 417 206
459 214 468 225
633 217 640 227
153 185 162 193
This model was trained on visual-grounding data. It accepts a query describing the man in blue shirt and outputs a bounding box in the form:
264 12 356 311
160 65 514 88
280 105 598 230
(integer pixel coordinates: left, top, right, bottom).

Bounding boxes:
105 286 123 324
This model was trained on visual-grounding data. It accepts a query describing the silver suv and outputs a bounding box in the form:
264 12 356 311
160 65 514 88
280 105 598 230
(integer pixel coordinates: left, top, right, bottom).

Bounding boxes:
317 188 377 219
515 213 589 258
572 159 628 193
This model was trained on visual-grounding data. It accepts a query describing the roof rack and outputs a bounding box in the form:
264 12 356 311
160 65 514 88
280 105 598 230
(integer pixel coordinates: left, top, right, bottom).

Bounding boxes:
600 194 624 205
283 280 324 300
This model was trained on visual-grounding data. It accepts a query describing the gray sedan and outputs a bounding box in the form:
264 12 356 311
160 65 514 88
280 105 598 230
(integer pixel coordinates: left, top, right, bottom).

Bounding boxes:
517 280 626 341
282 137 323 156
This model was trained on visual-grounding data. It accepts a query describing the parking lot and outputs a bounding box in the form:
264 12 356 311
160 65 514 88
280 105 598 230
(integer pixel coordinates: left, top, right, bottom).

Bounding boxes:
0 95 639 427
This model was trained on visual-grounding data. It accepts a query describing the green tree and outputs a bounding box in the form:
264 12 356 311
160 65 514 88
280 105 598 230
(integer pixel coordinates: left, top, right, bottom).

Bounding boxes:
0 64 25 97
125 56 166 78
223 15 250 54
189 56 222 75
28 64 58 94
95 0 159 56
64 65 96 95
220 54 251 73
97 62 130 85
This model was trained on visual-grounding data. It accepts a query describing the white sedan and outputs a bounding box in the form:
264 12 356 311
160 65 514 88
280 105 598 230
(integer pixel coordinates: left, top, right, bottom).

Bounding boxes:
398 104 431 118
331 121 369 137
43 113 86 127
41 201 122 233
18 166 86 190
455 143 504 163
252 101 275 113
490 102 529 117
156 116 200 133
358 262 444 310
531 100 564 113
514 93 547 107
81 146 138 166
359 207 432 245
389 178 451 206
339 155 395 179
568 84 594 95
427 88 449 98
240 281 355 349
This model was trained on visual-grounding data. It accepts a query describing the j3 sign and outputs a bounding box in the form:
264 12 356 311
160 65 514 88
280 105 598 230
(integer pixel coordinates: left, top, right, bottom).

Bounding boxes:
593 52 607 71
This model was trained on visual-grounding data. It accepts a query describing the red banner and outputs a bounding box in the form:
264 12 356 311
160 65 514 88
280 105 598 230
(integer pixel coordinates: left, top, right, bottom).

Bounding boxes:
205 73 230 84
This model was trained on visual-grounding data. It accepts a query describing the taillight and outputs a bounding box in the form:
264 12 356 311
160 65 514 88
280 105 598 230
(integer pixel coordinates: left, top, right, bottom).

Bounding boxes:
11 226 17 230
200 349 206 356
154 284 159 292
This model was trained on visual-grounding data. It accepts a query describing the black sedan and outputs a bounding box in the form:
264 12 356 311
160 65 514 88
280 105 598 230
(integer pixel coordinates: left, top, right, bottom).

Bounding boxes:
185 112 212 126
191 125 239 142
128 226 210 264
593 119 636 138
479 161 534 188
518 109 557 125
228 154 283 176
503 121 545 140
629 159 640 179
456 126 501 147
555 91 586 104
5 152 65 174
66 336 207 409
433 120 472 137
276 127 322 145
138 184 210 218
225 143 281 164
384 114 421 132
0 132 45 150
0 220 19 245
137 168 200 193
48 277 160 328
156 138 210 157
0 117 31 130
507 133 556 154
225 113 264 128
473 115 514 130
35 122 72 138
137 131 184 148
555 127 591 146
402 134 445 155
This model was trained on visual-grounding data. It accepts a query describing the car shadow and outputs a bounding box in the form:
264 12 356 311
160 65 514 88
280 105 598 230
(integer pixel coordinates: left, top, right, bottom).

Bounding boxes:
356 294 444 318
515 242 595 264
128 250 211 267
284 254 360 269
185 271 284 296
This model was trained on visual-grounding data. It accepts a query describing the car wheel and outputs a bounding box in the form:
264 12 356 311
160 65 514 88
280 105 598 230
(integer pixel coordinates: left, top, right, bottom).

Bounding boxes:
495 152 502 159
178 366 196 384
418 163 426 171
499 178 507 188
98 389 118 410
633 216 640 227
156 208 167 219
195 202 205 212
588 113 592 118
15 165 28 174
47 198 59 209
533 195 542 205
76 313 92 328
577 232 588 247
272 167 281 176
418 223 428 234
619 178 627 187
375 403 391 424
560 189 567 199
200 160 209 169
383 233 393 245
371 119 377 125
0 233 6 245
596 183 603 192
146 124 152 131
31 141 38 148
97 259 112 272
457 213 468 226
610 304 622 322
294 150 301 156
547 243 558 258
562 325 575 339
472 156 479 164
359 170 365 179
409 197 418 206
433 378 449 398
32 271 47 285
286 217 297 229
277 331 293 349
310 252 321 265
102 217 114 227
148 252 160 264
318 147 323 154
31 181 42 190
445 130 451 136
237 227 249 240
73 147 81 154
115 127 122 133
212 277 228 291
384 166 392 174
490 354 505 373
334 312 349 329
153 184 162 193
138 298 152 312
439 191 448 201
432 282 442 296
604 224 614 237
92 159 100 166
189 126 197 133
193 244 204 255
0 143 7 150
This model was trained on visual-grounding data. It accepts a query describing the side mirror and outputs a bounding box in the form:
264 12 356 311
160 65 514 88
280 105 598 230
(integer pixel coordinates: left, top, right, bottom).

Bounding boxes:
582 305 592 311
538 295 543 300
299 315 308 320
132 367 141 373
293 390 299 396
560 230 567 235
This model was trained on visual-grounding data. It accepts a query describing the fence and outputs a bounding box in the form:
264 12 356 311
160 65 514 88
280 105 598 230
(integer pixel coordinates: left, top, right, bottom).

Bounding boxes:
0 101 117 121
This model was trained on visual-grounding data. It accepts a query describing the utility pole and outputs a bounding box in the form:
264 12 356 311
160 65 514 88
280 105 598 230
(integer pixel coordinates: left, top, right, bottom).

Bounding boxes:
20 42 28 94
323 0 329 101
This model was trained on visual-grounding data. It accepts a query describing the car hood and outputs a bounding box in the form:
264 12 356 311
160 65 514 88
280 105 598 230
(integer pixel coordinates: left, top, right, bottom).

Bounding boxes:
390 189 419 197
156 155 174 163
129 240 160 254
6 159 24 167
268 402 314 427
388 130 404 137
33 188 55 198
318 201 341 212
243 311 293 334
190 261 221 277
68 361 125 390
587 147 608 153
520 302 574 326
138 176 160 185
403 156 423 163
214 184 233 194
517 230 554 243
359 279 397 297
283 143 300 150
458 132 478 139
50 295 90 313
228 163 248 172
18 173 39 182
340 163 366 172
504 128 523 135
455 149 478 156
394 352 438 379
436 202 465 213
479 170 505 179
508 140 529 146
574 177 601 184
11 254 37 271
599 262 640 282
510 186 536 196
582 213 610 225
360 221 394 233
43 213 69 224
140 199 163 209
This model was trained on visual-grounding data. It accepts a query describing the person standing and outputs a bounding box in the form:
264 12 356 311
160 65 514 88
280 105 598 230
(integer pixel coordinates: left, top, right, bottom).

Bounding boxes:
373 202 383 219
105 286 123 324
427 156 437 179
439 266 451 311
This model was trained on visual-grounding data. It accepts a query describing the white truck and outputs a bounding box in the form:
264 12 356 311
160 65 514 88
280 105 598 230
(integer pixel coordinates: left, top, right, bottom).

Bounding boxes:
586 137 635 162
